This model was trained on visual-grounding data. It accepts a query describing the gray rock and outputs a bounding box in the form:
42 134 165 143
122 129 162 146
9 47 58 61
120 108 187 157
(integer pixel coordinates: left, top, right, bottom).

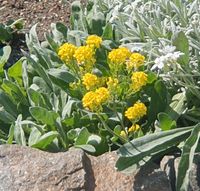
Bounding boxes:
160 155 176 191
132 163 172 191
161 154 200 191
0 145 87 191
0 145 172 191
89 152 172 191
89 152 134 191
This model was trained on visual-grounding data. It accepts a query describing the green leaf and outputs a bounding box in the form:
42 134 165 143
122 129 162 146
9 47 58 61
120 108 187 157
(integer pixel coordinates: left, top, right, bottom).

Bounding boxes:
75 127 90 145
20 120 44 134
0 24 12 42
158 112 176 131
0 46 11 71
116 126 193 173
28 87 46 107
32 47 52 69
75 144 96 153
28 24 40 47
45 33 59 52
30 107 59 126
67 128 79 140
25 52 53 90
167 92 186 120
14 115 26 146
87 135 101 146
0 106 16 124
51 22 68 43
48 68 77 91
147 72 157 84
111 125 122 142
172 31 189 65
33 77 52 94
176 124 200 191
31 131 59 149
0 90 18 117
1 79 27 105
9 18 24 30
146 80 168 128
114 125 122 134
22 61 29 89
89 12 105 36
48 68 77 84
7 124 15 144
8 57 24 84
102 23 113 40
28 127 41 146
62 97 77 119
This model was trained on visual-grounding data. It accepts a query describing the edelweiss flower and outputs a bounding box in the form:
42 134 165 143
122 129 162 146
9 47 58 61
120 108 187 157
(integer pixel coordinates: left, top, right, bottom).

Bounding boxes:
152 46 184 70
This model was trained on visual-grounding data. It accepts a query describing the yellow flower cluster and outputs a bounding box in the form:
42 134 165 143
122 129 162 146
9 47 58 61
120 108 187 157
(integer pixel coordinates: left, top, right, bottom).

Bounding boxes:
95 87 110 103
86 35 102 48
131 71 148 92
108 47 131 64
128 124 140 132
82 91 97 111
82 73 99 90
82 87 110 111
120 124 140 139
125 102 147 121
106 77 118 89
126 53 145 69
58 43 77 63
58 35 103 66
74 45 96 65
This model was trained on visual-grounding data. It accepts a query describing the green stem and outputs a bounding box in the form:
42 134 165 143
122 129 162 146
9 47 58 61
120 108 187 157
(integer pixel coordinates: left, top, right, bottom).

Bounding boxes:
97 114 127 142
113 100 126 130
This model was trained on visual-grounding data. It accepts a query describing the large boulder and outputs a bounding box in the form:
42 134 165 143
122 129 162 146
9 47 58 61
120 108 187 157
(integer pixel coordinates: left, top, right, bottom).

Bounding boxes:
90 153 172 191
0 145 87 191
0 145 172 191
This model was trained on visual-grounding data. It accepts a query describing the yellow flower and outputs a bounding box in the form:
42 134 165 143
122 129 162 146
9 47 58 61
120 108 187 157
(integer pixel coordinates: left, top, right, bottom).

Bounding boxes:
126 53 145 69
82 91 98 111
120 130 127 138
95 87 110 104
74 45 96 65
128 124 140 133
106 77 118 89
58 43 77 63
125 102 147 121
82 73 99 90
86 35 102 48
108 47 131 64
82 87 110 111
131 71 148 92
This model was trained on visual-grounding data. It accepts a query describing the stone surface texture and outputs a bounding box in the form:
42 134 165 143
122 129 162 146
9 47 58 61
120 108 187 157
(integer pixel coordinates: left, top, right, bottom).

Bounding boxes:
0 145 172 191
161 155 200 191
0 145 87 191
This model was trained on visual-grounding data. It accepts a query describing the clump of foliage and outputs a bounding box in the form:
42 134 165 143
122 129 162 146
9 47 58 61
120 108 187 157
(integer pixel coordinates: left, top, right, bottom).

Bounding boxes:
0 20 169 156
0 1 200 190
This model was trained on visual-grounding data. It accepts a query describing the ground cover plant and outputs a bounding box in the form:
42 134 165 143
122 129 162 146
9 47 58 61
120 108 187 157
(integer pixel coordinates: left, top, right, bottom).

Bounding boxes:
0 0 200 190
